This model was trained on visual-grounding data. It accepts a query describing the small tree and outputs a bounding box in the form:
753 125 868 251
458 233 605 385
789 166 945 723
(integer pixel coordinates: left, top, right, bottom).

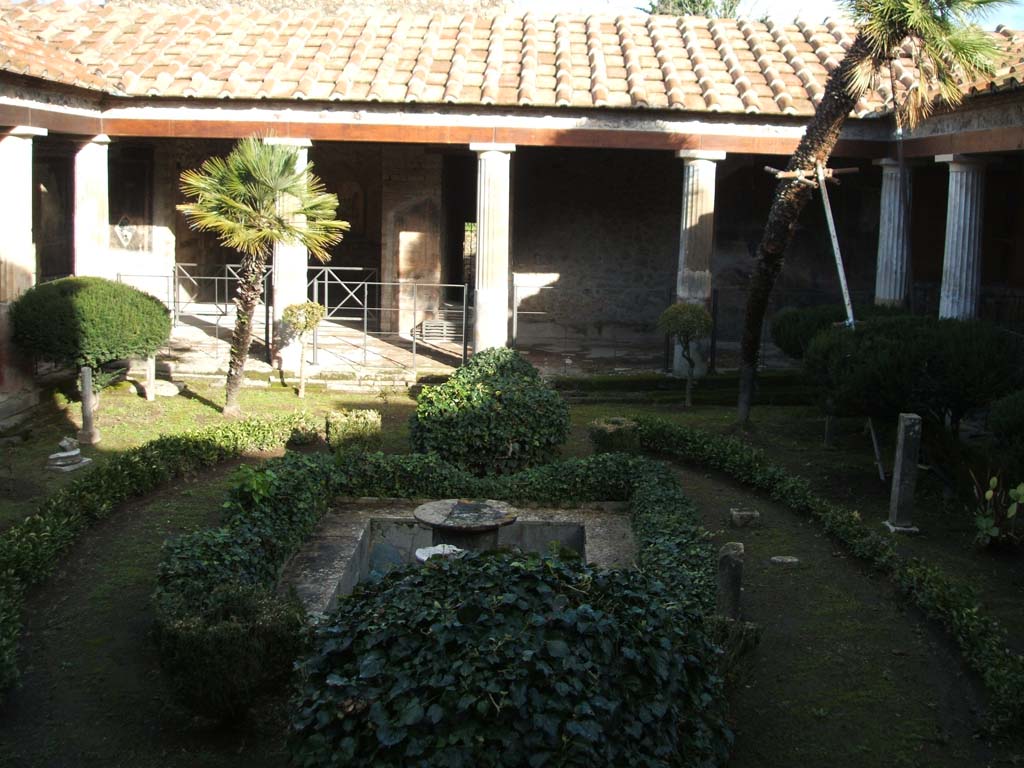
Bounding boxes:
178 137 348 417
658 302 712 407
281 301 326 398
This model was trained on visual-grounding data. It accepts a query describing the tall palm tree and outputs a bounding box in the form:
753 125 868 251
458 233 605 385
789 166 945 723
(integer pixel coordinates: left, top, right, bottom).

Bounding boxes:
736 0 1006 426
179 137 349 417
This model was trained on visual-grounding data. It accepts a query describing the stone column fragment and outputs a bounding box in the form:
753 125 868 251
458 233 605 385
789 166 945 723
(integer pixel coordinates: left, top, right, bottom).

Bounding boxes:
0 126 45 302
873 159 912 306
78 366 100 445
717 541 744 620
673 150 724 376
471 143 515 354
937 155 986 319
887 412 922 532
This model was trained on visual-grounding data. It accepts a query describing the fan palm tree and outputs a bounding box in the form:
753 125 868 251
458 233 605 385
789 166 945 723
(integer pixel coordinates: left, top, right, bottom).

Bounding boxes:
179 137 349 417
736 0 1006 426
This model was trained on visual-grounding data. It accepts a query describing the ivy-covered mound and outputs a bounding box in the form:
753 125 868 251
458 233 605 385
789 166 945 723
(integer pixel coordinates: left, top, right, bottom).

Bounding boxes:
155 449 728 765
410 348 569 475
292 550 720 768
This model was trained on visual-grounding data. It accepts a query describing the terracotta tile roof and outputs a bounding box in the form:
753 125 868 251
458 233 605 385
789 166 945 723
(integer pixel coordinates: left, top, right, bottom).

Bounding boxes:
0 12 113 92
1 2 1021 117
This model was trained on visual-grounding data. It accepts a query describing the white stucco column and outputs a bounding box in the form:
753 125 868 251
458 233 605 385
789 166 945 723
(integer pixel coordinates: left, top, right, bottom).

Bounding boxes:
470 143 515 353
264 137 311 372
937 154 986 319
874 159 912 306
0 126 46 302
74 134 111 278
673 150 724 377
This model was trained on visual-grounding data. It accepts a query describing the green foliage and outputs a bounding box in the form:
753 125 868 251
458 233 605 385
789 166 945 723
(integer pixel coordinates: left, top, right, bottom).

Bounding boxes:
410 348 569 475
769 303 905 360
989 389 1024 474
325 410 382 452
9 276 171 369
804 317 1023 425
156 448 727 752
0 412 319 697
291 550 725 768
588 416 641 454
282 302 326 338
178 137 348 262
155 584 308 721
657 302 712 348
972 475 1023 547
646 0 740 17
634 416 1024 730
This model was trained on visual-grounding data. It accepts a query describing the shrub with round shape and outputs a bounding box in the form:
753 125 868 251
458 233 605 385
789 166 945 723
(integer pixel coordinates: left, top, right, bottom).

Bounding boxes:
803 316 1023 427
291 550 725 768
9 276 171 368
770 303 906 360
410 348 569 475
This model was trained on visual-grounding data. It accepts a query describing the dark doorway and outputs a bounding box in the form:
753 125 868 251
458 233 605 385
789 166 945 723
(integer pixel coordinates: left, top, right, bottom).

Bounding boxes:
33 146 74 282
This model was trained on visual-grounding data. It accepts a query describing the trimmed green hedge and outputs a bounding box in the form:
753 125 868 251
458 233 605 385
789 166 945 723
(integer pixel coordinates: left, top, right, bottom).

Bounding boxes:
0 412 320 697
10 276 171 369
325 409 381 452
154 449 727 764
769 303 905 360
990 390 1024 475
804 317 1023 426
634 416 1024 731
409 348 569 475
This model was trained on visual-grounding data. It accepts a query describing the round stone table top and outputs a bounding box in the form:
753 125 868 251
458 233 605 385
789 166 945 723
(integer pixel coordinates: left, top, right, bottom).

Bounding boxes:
413 499 518 532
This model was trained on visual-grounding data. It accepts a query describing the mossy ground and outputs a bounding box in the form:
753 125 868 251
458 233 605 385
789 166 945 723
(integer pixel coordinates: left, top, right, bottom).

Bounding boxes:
1 374 1022 765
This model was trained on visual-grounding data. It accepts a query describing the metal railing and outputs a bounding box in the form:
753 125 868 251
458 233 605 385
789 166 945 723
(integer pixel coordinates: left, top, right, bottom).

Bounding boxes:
310 281 470 372
307 266 379 323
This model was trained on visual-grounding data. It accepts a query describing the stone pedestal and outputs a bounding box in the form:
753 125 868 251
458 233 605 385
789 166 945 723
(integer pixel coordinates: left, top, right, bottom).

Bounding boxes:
0 127 45 302
414 498 517 552
673 150 723 377
874 159 912 306
937 155 985 320
74 135 111 277
471 144 515 353
265 138 312 372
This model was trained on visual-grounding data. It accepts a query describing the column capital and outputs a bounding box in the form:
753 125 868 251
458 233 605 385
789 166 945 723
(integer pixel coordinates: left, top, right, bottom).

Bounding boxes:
79 134 111 145
263 137 312 147
935 153 987 168
470 143 516 154
873 158 915 169
675 149 726 162
6 125 47 138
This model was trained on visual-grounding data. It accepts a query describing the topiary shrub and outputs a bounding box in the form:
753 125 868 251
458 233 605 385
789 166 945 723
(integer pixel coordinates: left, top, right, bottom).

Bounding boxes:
658 302 712 407
588 416 641 454
9 276 171 369
290 550 725 768
770 303 906 360
154 584 308 721
325 409 382 452
410 348 569 475
803 316 1023 428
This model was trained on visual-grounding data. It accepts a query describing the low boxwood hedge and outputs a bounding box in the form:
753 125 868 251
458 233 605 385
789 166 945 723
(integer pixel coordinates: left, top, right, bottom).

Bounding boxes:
0 412 320 697
634 416 1024 731
154 448 728 765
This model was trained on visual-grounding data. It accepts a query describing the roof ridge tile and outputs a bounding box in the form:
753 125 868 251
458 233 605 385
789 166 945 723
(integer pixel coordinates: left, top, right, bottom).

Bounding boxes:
616 15 649 107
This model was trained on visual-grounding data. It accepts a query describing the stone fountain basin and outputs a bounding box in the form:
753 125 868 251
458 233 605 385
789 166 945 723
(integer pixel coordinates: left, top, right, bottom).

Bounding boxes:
279 497 635 615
